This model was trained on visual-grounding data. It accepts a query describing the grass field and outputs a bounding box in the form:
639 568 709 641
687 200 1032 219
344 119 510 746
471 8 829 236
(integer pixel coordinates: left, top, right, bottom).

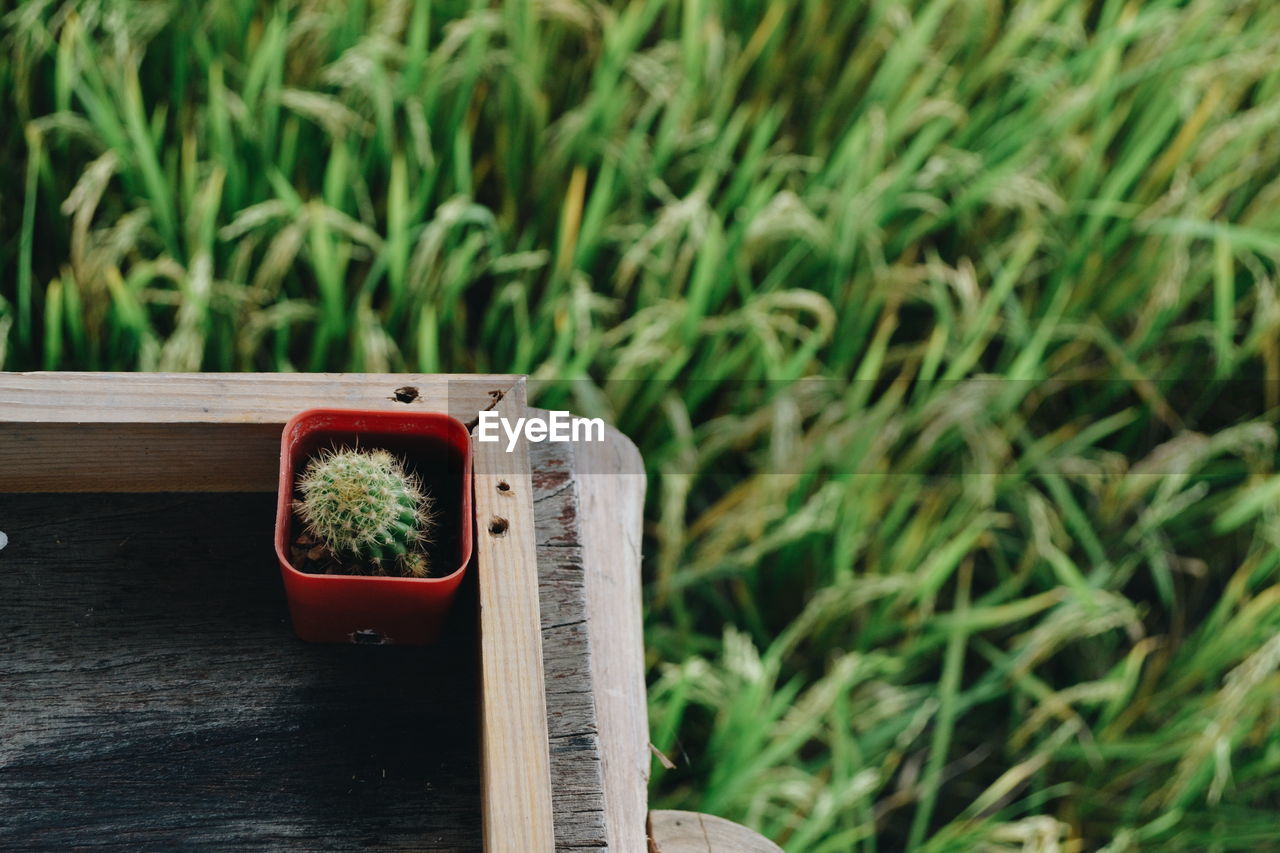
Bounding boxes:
4 1 1280 849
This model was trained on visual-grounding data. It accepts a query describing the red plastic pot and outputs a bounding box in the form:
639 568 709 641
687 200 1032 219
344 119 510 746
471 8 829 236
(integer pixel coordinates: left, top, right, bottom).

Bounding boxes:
274 408 474 644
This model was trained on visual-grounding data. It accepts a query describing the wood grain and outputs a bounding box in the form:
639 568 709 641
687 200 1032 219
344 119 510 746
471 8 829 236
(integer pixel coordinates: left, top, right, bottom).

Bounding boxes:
576 428 650 853
648 811 783 853
471 379 555 853
0 372 514 492
0 493 482 851
0 372 514 422
530 437 607 848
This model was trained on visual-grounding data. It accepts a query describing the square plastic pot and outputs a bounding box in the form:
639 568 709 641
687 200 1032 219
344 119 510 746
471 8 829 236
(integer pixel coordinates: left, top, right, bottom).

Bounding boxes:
274 408 473 644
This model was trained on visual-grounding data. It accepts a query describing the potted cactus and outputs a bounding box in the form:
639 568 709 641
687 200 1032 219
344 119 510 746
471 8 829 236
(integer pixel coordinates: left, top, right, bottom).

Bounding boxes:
273 408 473 644
294 447 436 578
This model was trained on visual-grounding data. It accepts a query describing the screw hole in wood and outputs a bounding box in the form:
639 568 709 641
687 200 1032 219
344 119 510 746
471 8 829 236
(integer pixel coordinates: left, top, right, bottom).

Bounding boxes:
390 385 419 403
488 517 509 536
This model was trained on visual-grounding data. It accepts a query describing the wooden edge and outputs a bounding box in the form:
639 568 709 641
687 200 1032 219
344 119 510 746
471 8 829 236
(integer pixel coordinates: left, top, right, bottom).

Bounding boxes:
575 426 651 852
0 372 514 491
529 434 609 848
0 371 517 422
473 378 556 853
647 811 783 853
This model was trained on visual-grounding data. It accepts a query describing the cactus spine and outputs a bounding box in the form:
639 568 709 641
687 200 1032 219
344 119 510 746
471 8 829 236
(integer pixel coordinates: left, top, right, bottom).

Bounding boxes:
295 447 435 576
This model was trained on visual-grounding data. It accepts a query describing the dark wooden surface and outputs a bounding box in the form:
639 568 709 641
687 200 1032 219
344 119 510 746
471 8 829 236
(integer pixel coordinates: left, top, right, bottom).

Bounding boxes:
0 494 482 851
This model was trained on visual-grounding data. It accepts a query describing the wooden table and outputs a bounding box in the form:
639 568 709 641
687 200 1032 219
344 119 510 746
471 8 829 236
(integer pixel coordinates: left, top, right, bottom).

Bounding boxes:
0 373 779 852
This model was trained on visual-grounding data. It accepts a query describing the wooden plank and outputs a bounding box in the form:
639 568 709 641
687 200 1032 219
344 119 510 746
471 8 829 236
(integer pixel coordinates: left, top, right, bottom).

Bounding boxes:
530 437 607 849
471 379 556 852
0 422 281 491
0 493 482 851
647 811 782 853
0 372 514 492
576 428 650 853
0 372 513 422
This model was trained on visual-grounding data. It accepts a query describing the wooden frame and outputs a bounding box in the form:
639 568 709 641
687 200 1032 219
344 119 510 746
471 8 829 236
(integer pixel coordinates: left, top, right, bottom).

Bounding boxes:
0 372 554 853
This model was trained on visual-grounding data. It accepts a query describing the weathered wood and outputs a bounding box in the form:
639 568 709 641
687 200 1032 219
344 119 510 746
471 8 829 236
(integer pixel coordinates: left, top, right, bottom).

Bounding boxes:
0 493 482 851
472 379 555 853
0 372 513 422
648 811 783 853
530 437 607 849
0 372 514 492
576 429 650 853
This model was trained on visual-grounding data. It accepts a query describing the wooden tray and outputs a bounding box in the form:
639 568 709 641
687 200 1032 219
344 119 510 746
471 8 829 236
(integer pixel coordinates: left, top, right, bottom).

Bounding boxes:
0 373 556 851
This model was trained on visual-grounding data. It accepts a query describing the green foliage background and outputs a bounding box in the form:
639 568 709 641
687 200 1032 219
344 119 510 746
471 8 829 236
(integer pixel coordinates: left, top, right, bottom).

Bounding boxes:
3 1 1280 849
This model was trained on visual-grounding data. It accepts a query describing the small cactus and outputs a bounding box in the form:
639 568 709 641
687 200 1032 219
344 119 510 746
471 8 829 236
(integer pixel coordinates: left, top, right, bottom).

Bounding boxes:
294 446 435 576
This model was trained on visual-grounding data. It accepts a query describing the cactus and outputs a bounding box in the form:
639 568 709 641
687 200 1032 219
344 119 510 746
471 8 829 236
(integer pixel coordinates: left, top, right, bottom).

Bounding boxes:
294 446 435 576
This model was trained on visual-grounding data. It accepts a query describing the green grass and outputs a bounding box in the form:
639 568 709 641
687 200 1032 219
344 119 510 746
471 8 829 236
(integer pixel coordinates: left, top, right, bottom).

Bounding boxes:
4 0 1280 849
